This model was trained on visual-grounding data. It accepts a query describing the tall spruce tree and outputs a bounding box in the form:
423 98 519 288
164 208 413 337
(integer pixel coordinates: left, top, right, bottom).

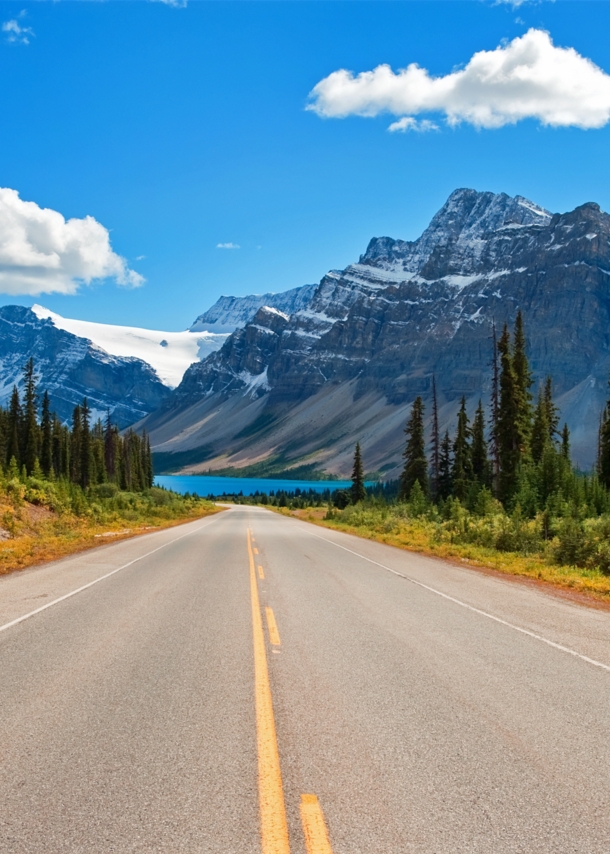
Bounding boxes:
496 324 521 504
40 391 53 477
489 321 500 496
430 376 440 500
399 396 427 500
21 358 39 475
512 310 533 457
80 399 92 489
561 423 571 461
531 386 550 465
350 442 366 504
70 405 82 485
471 400 490 486
6 386 22 468
438 430 452 500
451 397 473 501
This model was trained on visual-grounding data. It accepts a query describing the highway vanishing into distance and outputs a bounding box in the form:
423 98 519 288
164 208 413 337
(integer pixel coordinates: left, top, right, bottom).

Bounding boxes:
1 505 610 853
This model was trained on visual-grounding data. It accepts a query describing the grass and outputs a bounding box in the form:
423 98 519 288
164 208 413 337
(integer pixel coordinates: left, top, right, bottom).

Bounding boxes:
271 504 610 603
0 479 220 576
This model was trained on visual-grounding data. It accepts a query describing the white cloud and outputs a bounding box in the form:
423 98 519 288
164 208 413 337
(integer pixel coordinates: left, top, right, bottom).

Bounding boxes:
216 242 240 250
307 28 610 130
0 188 144 296
388 117 439 133
150 0 187 7
3 13 33 46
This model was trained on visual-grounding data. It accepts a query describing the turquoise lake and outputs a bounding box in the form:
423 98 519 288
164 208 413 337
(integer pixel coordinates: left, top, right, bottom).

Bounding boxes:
154 475 355 497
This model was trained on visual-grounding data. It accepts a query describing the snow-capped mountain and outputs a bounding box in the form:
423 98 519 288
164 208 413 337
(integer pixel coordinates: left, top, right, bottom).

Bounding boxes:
190 284 317 333
32 305 229 389
0 306 171 427
141 188 610 475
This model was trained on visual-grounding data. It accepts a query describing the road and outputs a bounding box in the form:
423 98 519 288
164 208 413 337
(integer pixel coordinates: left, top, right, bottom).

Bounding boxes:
1 505 610 853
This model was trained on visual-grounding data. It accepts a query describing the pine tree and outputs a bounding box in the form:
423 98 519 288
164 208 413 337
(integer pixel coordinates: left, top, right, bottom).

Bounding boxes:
6 386 22 468
80 398 92 489
471 399 490 486
430 376 440 500
543 377 559 439
496 324 521 504
21 358 40 475
70 405 82 485
438 430 452 500
350 442 366 504
40 391 53 477
561 423 571 461
531 386 550 465
399 396 427 500
451 397 473 501
104 411 117 481
512 311 533 457
488 321 500 496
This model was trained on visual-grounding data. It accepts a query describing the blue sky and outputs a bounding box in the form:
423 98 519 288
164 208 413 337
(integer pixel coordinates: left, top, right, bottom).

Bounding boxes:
1 1 610 329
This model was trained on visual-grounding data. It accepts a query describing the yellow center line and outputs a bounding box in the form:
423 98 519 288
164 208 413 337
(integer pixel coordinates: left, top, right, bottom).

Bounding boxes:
258 565 265 580
300 794 334 854
254 547 259 554
265 607 281 646
248 529 291 854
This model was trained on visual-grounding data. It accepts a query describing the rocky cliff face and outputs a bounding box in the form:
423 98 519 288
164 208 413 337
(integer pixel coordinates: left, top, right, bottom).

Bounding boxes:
189 284 317 332
0 306 171 427
143 189 610 474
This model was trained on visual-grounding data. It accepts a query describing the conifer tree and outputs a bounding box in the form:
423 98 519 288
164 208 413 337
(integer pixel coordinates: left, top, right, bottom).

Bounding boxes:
438 430 452 500
512 311 533 457
80 398 92 489
40 391 53 477
561 423 571 461
430 376 440 500
471 399 490 486
21 358 40 475
451 397 473 501
531 387 550 465
399 396 427 500
543 377 559 439
489 321 500 495
497 324 521 504
350 442 366 504
6 386 22 468
70 405 82 485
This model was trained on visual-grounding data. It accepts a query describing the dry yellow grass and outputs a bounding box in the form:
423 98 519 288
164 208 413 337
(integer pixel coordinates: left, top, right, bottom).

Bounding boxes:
0 500 221 576
272 506 610 603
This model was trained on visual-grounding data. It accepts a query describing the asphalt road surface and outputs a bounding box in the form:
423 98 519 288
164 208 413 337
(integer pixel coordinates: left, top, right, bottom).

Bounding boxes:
1 505 610 853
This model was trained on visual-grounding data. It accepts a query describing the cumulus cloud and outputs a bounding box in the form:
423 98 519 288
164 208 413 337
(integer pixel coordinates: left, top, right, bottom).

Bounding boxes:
3 13 33 45
216 242 240 250
388 117 439 133
0 188 144 296
307 29 610 130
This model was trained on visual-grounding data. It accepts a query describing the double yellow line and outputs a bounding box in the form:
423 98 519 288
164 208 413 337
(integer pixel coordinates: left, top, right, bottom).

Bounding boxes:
247 530 333 854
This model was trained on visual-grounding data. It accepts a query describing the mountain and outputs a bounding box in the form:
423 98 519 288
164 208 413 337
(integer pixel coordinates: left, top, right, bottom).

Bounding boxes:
141 188 610 476
189 284 317 332
0 306 171 427
32 305 229 389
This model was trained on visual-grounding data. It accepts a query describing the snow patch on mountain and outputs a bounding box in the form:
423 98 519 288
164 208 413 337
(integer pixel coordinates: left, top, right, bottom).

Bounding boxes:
32 305 229 388
190 284 317 333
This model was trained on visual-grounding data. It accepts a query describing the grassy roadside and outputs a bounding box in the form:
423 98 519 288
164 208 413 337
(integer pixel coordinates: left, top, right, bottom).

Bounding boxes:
270 505 610 603
0 481 220 576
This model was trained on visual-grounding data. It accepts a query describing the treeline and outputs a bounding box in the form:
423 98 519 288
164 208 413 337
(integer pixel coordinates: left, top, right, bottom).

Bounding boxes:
0 359 153 492
396 312 609 517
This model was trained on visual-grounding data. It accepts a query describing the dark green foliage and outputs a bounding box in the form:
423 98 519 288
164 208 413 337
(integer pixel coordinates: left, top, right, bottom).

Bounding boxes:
399 396 427 500
350 442 366 504
451 397 473 501
438 430 452 501
471 400 490 487
0 360 152 495
430 376 440 500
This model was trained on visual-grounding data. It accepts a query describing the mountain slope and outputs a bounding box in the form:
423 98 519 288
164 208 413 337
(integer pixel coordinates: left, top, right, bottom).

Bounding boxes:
0 306 171 427
189 283 317 333
142 188 610 474
32 305 229 389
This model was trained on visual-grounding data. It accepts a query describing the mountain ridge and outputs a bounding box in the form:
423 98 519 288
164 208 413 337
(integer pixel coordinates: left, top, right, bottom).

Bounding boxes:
141 188 610 475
